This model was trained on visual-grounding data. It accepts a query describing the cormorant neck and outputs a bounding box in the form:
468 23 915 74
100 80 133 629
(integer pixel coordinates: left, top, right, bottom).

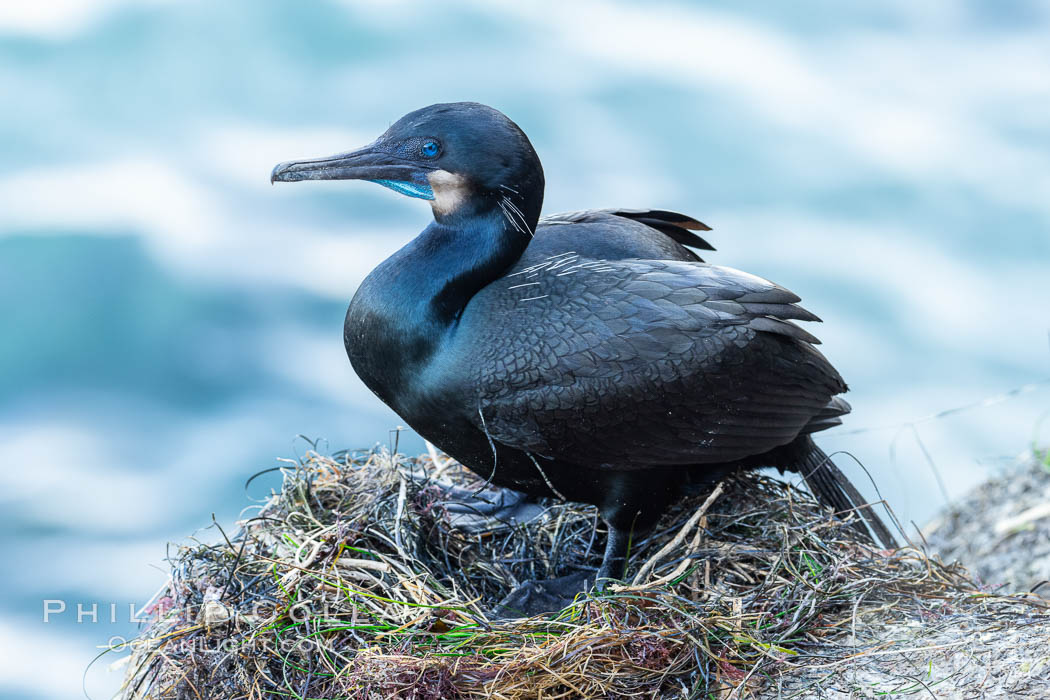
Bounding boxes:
422 172 543 321
345 175 543 408
352 189 539 328
425 200 535 322
345 198 537 403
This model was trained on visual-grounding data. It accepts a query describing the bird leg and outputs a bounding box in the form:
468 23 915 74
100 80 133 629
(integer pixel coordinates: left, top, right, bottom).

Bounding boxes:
595 525 632 586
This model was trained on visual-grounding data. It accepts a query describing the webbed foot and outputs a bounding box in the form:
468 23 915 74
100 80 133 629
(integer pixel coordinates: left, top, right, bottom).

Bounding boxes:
493 570 595 618
438 484 547 533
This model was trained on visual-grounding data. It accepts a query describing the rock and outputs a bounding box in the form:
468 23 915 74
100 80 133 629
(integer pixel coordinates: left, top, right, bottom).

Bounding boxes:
926 451 1050 595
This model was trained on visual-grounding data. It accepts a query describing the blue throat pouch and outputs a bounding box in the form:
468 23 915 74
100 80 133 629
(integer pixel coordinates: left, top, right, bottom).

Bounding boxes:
370 179 435 200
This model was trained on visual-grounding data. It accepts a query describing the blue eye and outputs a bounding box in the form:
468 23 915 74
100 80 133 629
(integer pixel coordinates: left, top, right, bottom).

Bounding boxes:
420 140 440 158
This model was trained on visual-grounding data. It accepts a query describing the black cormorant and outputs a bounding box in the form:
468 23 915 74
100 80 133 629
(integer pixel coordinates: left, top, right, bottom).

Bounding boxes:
272 102 896 613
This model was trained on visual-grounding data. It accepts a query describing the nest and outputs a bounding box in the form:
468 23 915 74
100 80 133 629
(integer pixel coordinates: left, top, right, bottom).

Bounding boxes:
117 448 1050 699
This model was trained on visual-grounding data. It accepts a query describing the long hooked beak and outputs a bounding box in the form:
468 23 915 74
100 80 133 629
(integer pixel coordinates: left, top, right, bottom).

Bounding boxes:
271 144 436 199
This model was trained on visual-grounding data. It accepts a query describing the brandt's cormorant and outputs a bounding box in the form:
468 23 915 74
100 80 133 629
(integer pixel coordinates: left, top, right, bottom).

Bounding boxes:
272 102 897 613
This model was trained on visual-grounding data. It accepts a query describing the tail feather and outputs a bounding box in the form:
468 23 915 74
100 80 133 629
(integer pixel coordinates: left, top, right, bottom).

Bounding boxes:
799 396 851 434
797 439 898 549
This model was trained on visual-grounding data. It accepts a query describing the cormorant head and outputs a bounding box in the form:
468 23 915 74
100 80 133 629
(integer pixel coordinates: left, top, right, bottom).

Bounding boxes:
272 102 544 227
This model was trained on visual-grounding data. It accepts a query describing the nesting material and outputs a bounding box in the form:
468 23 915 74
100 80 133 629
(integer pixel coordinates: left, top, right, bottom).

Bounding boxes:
119 449 1050 699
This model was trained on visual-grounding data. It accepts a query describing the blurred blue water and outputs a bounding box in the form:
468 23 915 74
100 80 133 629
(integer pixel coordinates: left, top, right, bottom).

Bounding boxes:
1 2 1048 697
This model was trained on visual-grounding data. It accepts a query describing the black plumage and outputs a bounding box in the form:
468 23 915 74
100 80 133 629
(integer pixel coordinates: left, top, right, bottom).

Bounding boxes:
272 102 896 610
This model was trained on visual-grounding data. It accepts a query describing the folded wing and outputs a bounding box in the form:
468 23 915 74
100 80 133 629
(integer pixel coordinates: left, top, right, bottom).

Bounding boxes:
463 258 845 468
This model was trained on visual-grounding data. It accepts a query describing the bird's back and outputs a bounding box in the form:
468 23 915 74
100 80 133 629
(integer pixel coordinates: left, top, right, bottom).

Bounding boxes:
439 212 847 471
532 208 712 263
